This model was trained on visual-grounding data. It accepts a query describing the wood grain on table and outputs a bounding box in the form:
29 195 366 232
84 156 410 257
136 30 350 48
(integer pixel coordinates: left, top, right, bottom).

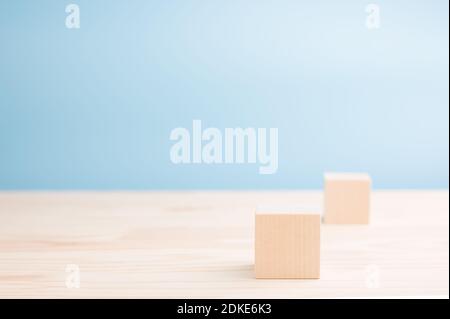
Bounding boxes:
0 191 448 298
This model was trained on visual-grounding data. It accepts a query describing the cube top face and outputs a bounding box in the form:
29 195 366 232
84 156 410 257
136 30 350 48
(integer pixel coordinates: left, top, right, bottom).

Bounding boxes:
324 172 371 182
324 173 371 224
256 206 320 215
255 213 320 279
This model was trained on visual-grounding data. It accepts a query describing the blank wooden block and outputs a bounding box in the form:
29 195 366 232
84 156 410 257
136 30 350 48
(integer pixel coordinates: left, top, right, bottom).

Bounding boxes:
324 173 371 224
255 207 320 279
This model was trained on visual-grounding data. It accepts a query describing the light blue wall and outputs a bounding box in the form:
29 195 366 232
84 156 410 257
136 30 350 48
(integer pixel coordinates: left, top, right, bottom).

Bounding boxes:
0 0 448 190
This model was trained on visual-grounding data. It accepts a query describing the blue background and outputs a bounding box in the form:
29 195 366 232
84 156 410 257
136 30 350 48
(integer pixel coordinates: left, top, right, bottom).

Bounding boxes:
0 0 448 190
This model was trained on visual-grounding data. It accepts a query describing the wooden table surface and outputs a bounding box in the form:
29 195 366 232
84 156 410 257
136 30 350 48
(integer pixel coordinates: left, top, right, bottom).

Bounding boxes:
0 191 448 298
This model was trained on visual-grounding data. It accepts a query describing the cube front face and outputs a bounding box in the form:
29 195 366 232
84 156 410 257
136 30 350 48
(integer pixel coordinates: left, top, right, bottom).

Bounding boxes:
255 214 320 279
324 177 371 224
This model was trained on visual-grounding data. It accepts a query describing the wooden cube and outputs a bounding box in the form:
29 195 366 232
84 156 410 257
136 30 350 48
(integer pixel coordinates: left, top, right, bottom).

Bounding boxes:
255 207 320 279
324 173 371 224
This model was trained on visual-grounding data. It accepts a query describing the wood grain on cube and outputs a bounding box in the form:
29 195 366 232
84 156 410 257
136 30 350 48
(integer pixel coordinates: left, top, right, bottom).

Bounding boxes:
255 209 320 279
324 173 371 224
